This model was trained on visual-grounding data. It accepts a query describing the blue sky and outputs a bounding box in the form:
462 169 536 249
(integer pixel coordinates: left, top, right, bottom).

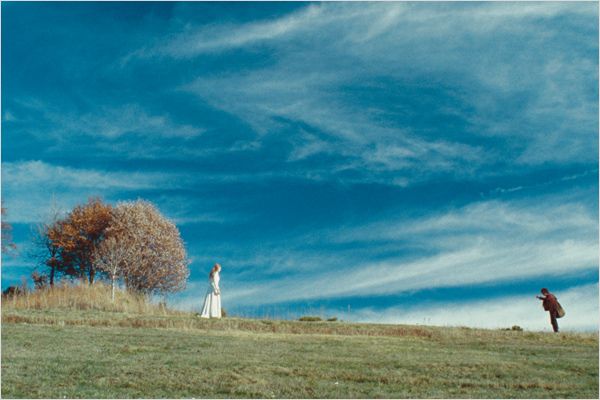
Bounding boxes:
1 1 598 331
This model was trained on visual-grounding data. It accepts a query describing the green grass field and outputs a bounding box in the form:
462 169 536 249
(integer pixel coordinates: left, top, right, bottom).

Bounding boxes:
2 308 598 398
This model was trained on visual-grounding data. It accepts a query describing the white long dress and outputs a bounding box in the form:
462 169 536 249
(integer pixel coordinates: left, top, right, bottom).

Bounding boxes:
200 272 221 318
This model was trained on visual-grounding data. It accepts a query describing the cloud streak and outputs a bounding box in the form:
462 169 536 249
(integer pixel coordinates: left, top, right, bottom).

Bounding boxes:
8 100 204 140
143 2 591 58
169 1 597 177
2 160 178 191
145 4 324 58
352 283 598 332
213 195 597 306
1 161 189 223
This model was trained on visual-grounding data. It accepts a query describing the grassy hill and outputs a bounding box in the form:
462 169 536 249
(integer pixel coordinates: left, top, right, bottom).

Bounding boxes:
1 286 598 398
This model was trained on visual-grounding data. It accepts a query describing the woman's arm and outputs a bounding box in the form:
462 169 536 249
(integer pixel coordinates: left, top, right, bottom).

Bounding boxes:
211 275 220 295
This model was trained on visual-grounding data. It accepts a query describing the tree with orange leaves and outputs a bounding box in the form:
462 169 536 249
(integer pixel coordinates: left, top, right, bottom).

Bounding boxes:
48 198 112 284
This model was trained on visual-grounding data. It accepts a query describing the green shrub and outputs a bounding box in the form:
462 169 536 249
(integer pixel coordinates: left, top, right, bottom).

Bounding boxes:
501 325 524 332
299 316 322 322
327 317 338 322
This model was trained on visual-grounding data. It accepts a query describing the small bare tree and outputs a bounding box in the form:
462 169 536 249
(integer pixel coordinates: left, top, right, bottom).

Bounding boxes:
92 236 133 302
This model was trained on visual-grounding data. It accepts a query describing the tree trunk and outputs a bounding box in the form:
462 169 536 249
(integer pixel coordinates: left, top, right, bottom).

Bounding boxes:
49 266 55 287
111 276 116 302
89 266 95 285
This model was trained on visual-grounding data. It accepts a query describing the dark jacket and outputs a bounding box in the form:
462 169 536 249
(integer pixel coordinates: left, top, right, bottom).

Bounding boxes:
541 293 559 312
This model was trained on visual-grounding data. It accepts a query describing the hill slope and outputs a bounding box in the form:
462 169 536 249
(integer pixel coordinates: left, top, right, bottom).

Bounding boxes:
2 308 598 398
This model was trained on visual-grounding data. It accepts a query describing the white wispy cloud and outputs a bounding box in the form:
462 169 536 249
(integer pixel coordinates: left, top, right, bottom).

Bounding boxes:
146 2 589 58
164 1 597 174
11 100 204 140
1 161 189 223
2 160 171 191
332 198 596 244
351 282 598 332
0 160 252 226
184 70 485 185
149 193 249 226
146 4 324 58
206 195 597 306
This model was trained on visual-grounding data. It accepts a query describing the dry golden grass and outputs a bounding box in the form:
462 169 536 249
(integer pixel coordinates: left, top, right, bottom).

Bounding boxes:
2 282 179 315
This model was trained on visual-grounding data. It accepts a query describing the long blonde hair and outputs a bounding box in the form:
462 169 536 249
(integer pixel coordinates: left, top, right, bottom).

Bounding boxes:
209 263 221 278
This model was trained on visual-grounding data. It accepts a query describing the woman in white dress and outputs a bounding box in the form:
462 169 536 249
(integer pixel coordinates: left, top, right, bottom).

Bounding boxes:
200 263 221 318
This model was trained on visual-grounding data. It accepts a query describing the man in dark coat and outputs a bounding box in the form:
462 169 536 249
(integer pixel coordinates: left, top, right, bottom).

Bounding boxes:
536 288 559 333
